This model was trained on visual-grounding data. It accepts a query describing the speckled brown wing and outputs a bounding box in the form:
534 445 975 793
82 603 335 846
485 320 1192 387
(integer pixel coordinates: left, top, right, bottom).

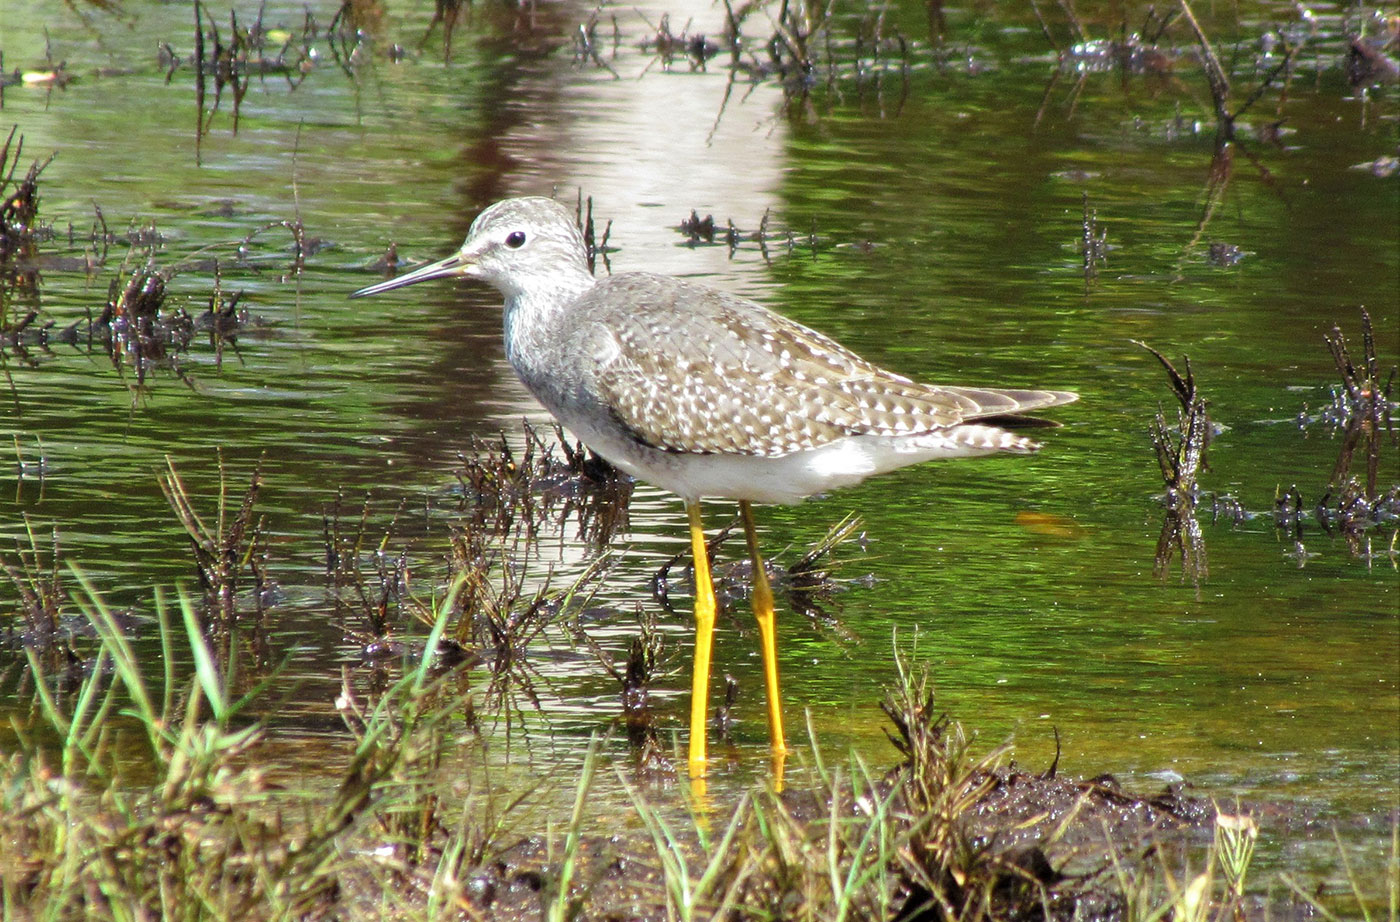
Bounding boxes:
586 273 1071 458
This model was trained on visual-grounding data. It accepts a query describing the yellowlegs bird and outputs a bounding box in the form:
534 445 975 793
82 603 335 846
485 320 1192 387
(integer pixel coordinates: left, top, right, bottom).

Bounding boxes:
351 196 1076 775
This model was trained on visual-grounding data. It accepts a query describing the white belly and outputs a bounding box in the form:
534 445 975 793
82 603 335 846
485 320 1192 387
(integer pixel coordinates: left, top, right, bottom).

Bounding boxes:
559 412 1016 504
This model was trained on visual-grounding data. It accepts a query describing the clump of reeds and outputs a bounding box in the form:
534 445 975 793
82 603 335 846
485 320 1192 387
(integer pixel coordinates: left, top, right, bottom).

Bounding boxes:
0 127 53 307
0 577 492 922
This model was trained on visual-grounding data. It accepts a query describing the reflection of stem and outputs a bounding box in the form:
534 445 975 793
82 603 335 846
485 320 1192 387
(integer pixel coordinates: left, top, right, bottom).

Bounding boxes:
1032 68 1061 130
194 0 206 165
1174 131 1292 281
1056 0 1087 43
1173 136 1233 280
927 0 946 43
1178 0 1231 131
1065 69 1089 121
706 66 738 147
1234 46 1295 122
1155 507 1208 590
1029 0 1059 55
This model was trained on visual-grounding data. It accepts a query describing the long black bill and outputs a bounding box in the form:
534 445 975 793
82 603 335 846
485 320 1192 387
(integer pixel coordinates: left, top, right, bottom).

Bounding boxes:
349 252 465 299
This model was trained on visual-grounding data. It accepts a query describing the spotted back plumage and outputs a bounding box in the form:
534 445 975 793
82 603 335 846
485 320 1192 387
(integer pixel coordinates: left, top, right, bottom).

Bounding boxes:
571 273 1073 458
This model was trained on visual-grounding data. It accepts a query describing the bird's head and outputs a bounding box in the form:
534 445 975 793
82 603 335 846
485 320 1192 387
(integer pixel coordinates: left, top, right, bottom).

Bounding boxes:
350 196 592 301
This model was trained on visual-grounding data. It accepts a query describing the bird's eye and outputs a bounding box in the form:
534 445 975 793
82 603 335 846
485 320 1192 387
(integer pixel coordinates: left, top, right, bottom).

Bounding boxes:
505 231 527 249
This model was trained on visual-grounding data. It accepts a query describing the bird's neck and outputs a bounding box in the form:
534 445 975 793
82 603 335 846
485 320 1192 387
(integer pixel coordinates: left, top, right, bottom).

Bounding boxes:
501 268 596 371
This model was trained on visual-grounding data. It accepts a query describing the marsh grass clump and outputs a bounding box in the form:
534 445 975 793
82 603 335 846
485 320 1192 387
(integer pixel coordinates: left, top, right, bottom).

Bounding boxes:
323 489 414 655
1320 308 1397 498
637 12 723 72
5 215 278 383
0 577 491 922
1305 308 1399 562
882 663 1023 920
582 605 669 764
316 424 630 749
454 420 632 551
0 127 54 307
87 251 200 386
160 455 274 658
198 258 256 369
1138 343 1211 585
0 583 331 920
673 205 847 264
0 516 82 685
1140 344 1212 509
191 1 316 138
1031 0 1177 76
0 128 52 265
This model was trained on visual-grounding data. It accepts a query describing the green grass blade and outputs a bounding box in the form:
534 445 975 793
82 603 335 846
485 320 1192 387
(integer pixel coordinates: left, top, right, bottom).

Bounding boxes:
179 591 228 722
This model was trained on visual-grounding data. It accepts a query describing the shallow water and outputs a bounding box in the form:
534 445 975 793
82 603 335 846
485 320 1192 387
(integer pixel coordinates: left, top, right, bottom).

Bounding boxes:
1 0 1396 888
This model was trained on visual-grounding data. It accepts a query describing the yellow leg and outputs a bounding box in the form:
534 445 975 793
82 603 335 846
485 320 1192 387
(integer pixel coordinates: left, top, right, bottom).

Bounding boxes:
739 501 787 759
686 501 716 776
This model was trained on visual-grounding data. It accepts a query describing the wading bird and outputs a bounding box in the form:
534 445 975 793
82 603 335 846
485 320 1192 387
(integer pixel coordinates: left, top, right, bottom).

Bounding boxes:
352 196 1077 776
